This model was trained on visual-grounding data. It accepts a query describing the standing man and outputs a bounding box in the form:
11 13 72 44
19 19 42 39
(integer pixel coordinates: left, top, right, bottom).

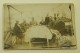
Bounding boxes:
45 14 50 25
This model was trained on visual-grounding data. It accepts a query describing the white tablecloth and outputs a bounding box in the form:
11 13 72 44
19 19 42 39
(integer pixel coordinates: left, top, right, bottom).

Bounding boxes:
24 26 52 42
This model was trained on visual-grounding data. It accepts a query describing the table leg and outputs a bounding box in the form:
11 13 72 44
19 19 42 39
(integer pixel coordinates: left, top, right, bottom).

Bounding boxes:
29 38 31 48
47 39 49 47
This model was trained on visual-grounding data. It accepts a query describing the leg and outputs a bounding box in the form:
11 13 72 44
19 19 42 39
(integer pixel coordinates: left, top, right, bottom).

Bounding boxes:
16 36 18 44
47 39 49 47
21 33 25 44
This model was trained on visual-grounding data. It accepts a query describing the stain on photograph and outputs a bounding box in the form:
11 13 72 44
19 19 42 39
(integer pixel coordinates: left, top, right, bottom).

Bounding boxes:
3 3 77 49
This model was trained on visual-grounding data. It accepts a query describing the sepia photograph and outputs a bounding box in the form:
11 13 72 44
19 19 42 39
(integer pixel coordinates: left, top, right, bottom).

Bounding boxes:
3 3 77 50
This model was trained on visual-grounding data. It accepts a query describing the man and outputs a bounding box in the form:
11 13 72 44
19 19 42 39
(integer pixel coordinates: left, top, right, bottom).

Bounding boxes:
45 15 50 25
13 21 22 35
30 17 37 25
20 21 27 33
40 18 45 25
13 21 23 44
48 16 55 29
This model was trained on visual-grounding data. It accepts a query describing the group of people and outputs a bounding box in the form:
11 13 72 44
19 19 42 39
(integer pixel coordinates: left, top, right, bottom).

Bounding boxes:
11 15 56 44
12 14 66 44
40 15 57 29
40 15 66 35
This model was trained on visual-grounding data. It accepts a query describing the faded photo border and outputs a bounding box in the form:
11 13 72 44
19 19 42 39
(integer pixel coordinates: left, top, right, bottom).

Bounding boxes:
0 0 80 53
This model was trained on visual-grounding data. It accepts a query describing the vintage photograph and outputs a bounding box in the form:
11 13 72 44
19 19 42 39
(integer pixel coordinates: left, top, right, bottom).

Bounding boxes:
3 3 76 49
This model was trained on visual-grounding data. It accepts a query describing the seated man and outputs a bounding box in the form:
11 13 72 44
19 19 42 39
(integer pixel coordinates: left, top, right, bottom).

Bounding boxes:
13 21 25 44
